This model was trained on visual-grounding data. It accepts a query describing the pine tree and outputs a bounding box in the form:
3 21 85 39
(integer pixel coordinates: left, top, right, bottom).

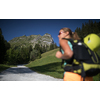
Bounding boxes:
50 44 54 50
0 28 10 64
93 21 99 34
30 49 41 61
0 28 5 63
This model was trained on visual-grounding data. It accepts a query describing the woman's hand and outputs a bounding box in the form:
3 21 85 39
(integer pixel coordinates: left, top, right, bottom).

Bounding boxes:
56 51 63 59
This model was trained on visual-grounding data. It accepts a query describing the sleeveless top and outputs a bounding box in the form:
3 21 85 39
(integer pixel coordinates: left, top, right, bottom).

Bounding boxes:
61 41 73 66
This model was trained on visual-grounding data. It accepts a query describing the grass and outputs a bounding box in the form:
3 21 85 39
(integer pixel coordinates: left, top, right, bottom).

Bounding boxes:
26 48 64 79
0 64 16 73
93 74 100 81
93 49 100 81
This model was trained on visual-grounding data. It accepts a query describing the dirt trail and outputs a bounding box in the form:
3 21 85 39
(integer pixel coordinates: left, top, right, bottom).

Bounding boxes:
0 65 63 81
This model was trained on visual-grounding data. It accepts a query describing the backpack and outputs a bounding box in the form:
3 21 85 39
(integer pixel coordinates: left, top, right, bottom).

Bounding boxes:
60 38 100 80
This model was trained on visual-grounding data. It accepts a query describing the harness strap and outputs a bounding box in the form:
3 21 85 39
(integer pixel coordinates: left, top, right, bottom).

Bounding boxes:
64 63 86 81
81 62 86 81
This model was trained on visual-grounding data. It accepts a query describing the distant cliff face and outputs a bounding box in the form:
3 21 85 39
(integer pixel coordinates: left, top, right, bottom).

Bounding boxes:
8 33 54 48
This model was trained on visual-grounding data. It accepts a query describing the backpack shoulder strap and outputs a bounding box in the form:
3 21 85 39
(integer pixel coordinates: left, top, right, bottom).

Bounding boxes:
62 38 82 45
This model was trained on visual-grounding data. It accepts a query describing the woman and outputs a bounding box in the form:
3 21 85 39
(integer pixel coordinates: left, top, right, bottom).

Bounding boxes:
56 27 93 81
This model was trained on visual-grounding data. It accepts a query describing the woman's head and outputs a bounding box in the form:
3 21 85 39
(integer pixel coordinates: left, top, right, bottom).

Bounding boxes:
58 27 80 40
58 28 73 40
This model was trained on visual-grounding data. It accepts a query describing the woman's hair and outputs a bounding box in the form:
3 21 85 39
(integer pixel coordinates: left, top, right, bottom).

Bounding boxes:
60 27 81 40
72 32 81 40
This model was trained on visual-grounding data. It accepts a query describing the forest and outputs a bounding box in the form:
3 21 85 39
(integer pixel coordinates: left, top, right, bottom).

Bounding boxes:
0 20 100 65
75 20 100 39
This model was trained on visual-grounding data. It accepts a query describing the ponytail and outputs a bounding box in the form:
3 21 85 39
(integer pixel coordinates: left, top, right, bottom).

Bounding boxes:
72 32 81 40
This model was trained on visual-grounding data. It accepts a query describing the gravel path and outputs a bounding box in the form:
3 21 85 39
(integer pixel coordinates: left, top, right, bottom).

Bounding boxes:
0 65 63 81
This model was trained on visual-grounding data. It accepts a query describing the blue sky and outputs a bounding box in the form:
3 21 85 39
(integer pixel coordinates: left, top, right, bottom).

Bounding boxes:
0 19 100 46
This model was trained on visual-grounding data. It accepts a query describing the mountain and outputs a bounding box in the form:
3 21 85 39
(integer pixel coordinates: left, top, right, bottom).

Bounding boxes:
8 33 55 49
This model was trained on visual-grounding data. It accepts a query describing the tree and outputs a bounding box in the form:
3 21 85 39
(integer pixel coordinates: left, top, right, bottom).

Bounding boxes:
53 43 58 49
0 28 10 64
30 49 41 61
5 45 33 65
42 45 46 53
0 28 5 63
98 22 100 32
5 48 16 65
34 44 41 51
50 43 54 50
93 21 99 34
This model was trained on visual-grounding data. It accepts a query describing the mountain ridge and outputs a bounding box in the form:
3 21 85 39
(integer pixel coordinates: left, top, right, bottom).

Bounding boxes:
8 33 55 49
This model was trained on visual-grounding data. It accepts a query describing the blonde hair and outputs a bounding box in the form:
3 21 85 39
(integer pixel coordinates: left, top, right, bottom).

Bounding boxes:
72 32 81 40
60 27 81 40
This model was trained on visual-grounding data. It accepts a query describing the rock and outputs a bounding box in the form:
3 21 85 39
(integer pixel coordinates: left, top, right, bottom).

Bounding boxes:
8 33 55 49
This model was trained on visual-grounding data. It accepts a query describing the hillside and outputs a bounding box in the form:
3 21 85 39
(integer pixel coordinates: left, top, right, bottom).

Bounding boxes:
26 48 64 79
8 33 54 49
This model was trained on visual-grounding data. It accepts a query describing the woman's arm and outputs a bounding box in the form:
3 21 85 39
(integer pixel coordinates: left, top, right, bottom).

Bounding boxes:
56 39 73 59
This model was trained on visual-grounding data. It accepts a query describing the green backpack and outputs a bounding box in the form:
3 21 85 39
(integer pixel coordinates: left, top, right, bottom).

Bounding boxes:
61 38 100 80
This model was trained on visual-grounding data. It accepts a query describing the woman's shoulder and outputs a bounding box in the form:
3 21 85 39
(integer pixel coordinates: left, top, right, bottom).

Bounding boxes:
59 38 68 45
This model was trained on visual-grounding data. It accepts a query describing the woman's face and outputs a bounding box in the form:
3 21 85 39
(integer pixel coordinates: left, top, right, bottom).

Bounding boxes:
58 29 67 40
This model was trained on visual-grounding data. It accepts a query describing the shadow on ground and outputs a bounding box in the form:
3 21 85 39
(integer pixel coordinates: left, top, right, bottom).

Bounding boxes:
29 62 64 79
0 67 35 75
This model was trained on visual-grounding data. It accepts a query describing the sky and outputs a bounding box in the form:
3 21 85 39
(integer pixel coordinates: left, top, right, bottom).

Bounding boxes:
0 19 100 46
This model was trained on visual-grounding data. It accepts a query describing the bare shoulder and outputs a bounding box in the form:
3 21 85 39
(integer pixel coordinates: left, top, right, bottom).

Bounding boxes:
59 39 68 46
59 38 72 53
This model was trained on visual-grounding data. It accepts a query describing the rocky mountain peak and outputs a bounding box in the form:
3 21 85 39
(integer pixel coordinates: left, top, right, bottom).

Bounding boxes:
9 33 55 49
